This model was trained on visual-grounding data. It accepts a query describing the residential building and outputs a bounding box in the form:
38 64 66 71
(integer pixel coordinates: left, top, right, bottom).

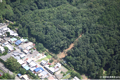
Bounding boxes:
21 74 29 80
5 44 14 52
0 46 5 53
19 42 34 50
40 60 48 66
73 76 80 80
15 40 22 46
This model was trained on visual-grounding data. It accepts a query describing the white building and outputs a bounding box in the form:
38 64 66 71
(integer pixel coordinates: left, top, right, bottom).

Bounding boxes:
19 42 34 50
73 76 80 80
0 23 18 37
0 46 5 53
5 44 14 52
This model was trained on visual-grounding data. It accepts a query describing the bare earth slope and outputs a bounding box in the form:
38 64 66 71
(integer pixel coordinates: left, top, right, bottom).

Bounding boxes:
57 34 82 58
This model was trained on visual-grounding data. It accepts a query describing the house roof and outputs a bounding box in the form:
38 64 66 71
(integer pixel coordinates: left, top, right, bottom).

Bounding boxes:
73 76 79 80
20 54 26 58
30 67 36 72
27 59 32 63
22 74 29 80
10 38 17 42
5 44 14 51
34 67 44 72
14 56 20 60
15 40 22 45
0 46 5 51
17 60 24 64
40 71 48 76
23 65 30 70
17 73 22 77
55 63 61 68
29 61 37 67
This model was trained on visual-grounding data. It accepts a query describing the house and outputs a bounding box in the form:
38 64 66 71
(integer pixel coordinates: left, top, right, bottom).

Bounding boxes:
34 67 44 73
22 64 30 70
17 73 22 78
7 28 18 36
17 60 24 64
15 40 22 46
19 53 26 59
0 23 7 30
19 42 34 50
0 46 5 53
0 23 18 37
39 71 49 78
40 60 48 66
5 44 14 52
21 74 29 80
8 38 17 44
44 65 55 75
27 59 33 64
0 38 5 44
13 56 21 60
55 63 61 68
23 49 29 54
12 52 21 56
73 76 80 80
30 67 36 72
20 38 28 43
29 61 37 68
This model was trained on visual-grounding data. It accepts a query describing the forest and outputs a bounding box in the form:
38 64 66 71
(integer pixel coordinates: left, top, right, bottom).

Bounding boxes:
0 0 120 79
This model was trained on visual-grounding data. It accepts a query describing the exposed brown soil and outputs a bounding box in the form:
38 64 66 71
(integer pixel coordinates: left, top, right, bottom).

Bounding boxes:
57 34 82 58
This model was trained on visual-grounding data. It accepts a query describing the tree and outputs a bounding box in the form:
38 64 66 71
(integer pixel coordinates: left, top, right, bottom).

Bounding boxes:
20 68 26 75
6 32 10 37
5 57 21 72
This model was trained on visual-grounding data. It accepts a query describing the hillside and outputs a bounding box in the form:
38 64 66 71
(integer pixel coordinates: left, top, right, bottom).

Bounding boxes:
1 0 120 79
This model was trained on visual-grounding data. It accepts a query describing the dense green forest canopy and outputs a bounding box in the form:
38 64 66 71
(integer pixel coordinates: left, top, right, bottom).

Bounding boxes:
0 0 120 79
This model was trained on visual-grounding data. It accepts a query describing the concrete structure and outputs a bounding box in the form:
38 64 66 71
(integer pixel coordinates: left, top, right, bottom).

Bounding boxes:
23 49 29 54
5 44 14 52
8 38 17 44
0 46 5 53
44 65 55 75
21 74 29 80
73 76 80 80
19 42 34 50
15 40 22 46
29 61 37 68
0 23 18 37
17 60 24 64
40 60 48 66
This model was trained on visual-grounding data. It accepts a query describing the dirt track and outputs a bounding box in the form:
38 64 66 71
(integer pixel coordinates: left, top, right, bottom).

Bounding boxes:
57 34 82 58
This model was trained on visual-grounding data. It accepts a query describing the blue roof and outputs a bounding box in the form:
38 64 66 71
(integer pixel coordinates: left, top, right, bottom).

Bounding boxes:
23 65 30 70
17 73 22 77
15 40 22 45
34 67 44 72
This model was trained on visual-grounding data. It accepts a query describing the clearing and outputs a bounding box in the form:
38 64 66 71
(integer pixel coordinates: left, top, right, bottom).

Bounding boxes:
57 34 82 59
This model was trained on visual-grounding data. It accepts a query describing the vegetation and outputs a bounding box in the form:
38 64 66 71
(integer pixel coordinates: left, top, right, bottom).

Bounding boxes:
0 47 8 56
62 73 71 79
1 0 120 79
4 57 39 79
0 73 15 79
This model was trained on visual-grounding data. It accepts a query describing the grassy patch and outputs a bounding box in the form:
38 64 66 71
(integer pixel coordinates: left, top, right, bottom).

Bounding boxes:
37 57 49 62
47 55 52 59
62 73 71 79
0 69 4 73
